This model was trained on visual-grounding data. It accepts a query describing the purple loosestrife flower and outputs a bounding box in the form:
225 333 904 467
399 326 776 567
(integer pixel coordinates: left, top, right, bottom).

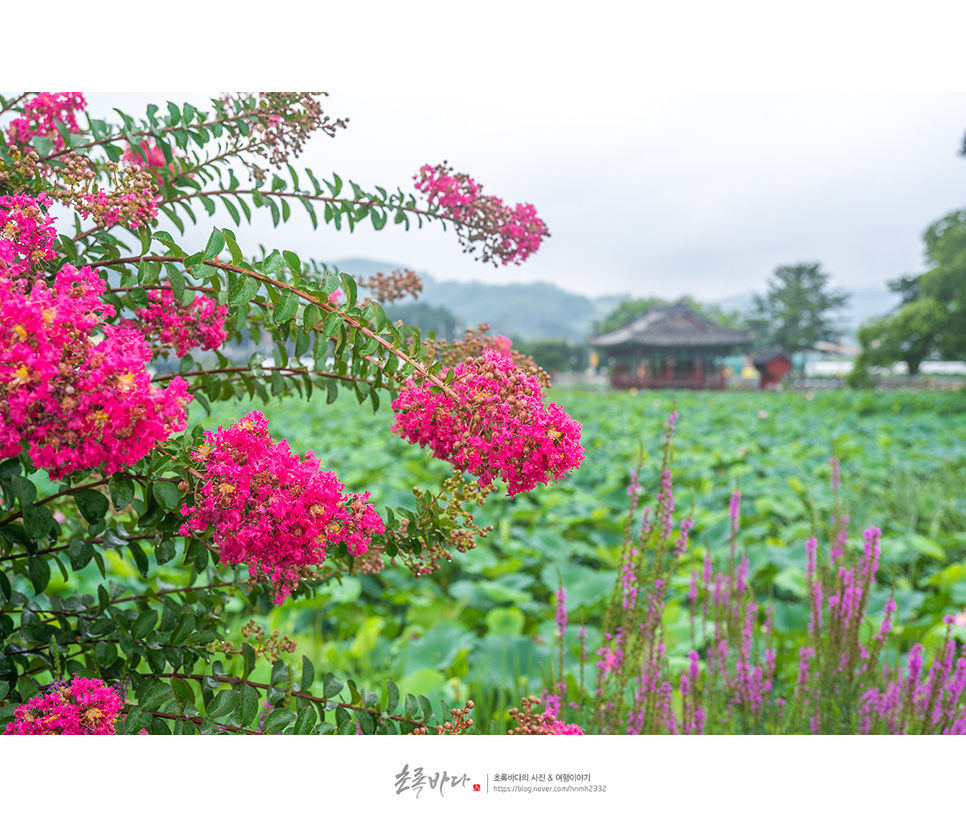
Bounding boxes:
639 505 652 539
805 536 818 581
861 526 882 581
830 518 849 567
674 516 694 560
688 570 699 606
621 548 639 611
728 490 741 537
555 587 568 639
735 555 750 598
875 598 897 646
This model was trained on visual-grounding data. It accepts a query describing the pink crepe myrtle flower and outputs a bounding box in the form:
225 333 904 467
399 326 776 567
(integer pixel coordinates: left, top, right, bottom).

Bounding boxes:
414 163 550 266
4 676 123 735
131 288 228 357
1 263 191 478
6 92 87 151
180 411 384 604
391 348 583 497
0 193 59 276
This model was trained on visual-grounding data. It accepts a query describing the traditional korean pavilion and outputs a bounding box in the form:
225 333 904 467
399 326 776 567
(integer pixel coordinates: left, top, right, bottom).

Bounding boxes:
588 300 755 390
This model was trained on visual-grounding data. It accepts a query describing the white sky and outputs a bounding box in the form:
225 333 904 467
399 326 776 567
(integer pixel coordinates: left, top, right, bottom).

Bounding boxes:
14 4 966 303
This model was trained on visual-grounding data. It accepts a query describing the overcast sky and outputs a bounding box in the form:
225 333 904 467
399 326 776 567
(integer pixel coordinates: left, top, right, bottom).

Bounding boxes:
78 90 966 304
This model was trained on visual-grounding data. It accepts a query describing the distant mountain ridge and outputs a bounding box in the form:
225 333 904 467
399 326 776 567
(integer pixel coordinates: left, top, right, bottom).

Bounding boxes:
327 257 902 344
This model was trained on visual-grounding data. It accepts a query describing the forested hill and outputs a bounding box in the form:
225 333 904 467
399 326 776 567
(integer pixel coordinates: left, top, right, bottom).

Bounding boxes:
327 257 622 341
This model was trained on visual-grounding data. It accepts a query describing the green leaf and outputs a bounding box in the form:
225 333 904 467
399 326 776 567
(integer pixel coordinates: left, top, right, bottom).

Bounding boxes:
242 643 257 678
153 481 181 512
208 689 240 718
239 685 259 727
130 541 149 577
171 678 194 710
27 555 51 595
171 611 195 644
132 609 158 640
386 679 400 714
139 681 173 711
293 706 318 735
262 250 286 274
340 273 358 309
283 250 301 278
261 708 296 735
405 692 420 720
301 656 315 691
228 274 259 306
203 228 225 260
322 312 341 340
273 290 299 324
166 264 185 301
0 681 9 702
322 672 344 699
302 303 320 332
23 505 53 540
336 719 356 735
109 477 135 510
74 489 110 524
95 641 118 667
270 658 290 687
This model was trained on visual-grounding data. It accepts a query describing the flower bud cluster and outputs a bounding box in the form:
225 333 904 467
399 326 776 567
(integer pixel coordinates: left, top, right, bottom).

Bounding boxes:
360 268 423 304
179 411 385 604
414 162 550 266
391 348 583 497
219 92 348 168
6 92 87 151
409 700 476 735
240 619 298 662
426 323 550 389
507 696 584 735
3 676 123 735
1 260 191 479
131 288 228 358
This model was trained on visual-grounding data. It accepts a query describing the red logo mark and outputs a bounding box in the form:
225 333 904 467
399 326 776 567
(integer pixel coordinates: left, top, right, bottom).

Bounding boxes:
473 784 481 792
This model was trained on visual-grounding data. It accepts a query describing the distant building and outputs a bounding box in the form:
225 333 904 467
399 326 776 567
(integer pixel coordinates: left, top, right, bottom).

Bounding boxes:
588 300 755 390
752 348 793 390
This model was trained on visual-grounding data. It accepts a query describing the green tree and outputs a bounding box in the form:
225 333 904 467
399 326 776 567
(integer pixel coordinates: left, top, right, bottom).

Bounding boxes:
744 262 849 353
849 210 966 383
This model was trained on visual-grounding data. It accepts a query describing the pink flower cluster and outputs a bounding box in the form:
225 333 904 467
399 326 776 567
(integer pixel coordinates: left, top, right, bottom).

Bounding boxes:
413 163 481 219
1 260 191 479
3 677 123 735
414 163 549 266
6 92 87 151
0 193 59 277
546 713 585 735
179 411 385 604
495 201 548 266
391 348 584 497
132 288 228 357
